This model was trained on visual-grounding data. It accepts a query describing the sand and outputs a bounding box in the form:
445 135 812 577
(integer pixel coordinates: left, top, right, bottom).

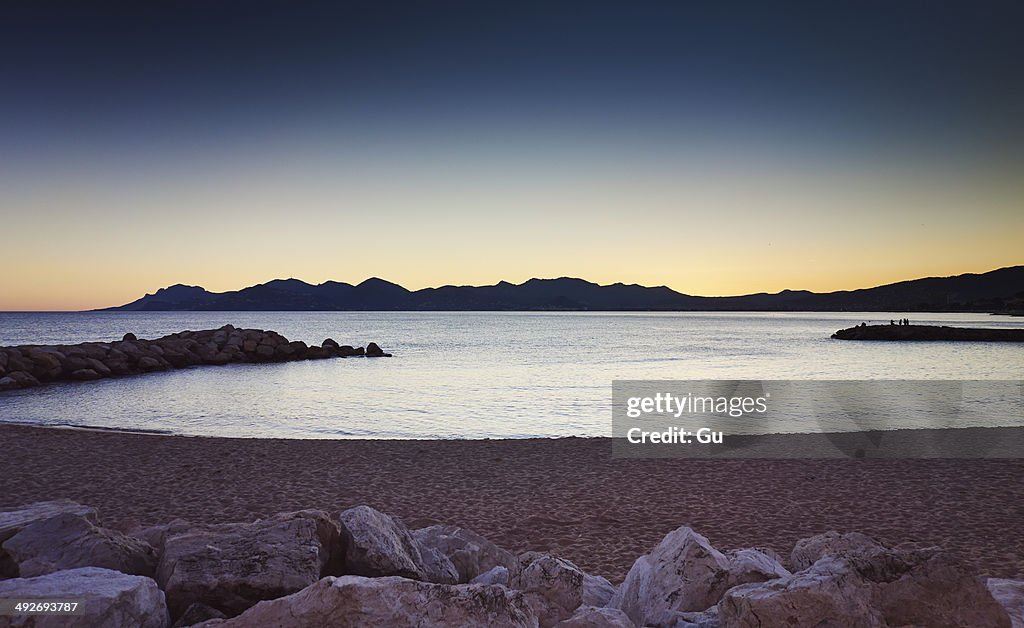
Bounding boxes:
1 423 1022 581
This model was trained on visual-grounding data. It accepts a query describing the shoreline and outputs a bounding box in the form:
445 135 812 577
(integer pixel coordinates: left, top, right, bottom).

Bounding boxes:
4 421 1024 454
2 423 1023 581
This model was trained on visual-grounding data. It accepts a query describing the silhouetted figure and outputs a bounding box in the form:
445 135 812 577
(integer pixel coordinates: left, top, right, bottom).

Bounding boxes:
890 319 895 325
904 318 910 325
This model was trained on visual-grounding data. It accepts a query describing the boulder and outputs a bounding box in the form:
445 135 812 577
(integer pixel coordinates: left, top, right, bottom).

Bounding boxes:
720 556 884 628
554 606 636 627
322 338 340 350
0 566 169 628
788 532 1010 626
70 369 102 381
0 377 18 392
471 566 511 586
0 501 98 578
0 500 99 545
366 342 391 357
155 510 341 619
721 546 1013 628
861 546 1011 628
6 371 41 388
790 531 884 571
515 554 615 627
338 506 458 584
123 333 138 341
2 512 157 578
195 575 536 627
413 524 519 583
610 527 788 626
137 356 164 372
988 579 1024 628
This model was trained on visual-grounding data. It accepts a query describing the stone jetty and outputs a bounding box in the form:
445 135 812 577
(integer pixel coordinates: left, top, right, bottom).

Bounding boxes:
832 324 1024 342
0 326 391 392
0 500 1019 627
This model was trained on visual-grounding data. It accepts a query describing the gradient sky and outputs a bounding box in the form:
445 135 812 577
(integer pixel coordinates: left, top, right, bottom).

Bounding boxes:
2 1 1022 310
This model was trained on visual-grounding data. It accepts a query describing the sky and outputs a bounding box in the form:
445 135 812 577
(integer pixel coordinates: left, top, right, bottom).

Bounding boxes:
2 1 1022 310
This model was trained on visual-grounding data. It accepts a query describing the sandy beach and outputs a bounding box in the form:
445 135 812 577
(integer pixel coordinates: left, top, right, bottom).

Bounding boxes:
1 424 1022 581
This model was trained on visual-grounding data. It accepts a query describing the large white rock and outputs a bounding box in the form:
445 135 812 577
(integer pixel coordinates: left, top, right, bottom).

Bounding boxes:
2 513 157 578
0 566 169 628
610 527 788 627
515 555 615 627
720 556 884 628
0 501 98 578
155 510 340 619
414 524 519 583
196 575 536 627
988 579 1024 628
338 506 458 584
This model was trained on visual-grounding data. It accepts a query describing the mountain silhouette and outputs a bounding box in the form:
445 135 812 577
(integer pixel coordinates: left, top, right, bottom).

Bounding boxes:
103 266 1024 312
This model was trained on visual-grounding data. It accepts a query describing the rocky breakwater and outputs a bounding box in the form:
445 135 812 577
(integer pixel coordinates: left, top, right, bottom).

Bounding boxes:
832 324 1024 341
0 325 392 392
1 500 1022 627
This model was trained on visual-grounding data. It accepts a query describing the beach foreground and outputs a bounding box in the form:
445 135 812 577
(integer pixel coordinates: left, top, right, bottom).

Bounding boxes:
1 424 1022 581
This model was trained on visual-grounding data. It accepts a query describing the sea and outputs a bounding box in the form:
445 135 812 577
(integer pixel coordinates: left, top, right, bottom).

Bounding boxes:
0 311 1022 439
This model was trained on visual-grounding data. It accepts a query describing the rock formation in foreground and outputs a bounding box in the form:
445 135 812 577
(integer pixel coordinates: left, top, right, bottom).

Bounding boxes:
832 324 1024 342
0 500 1020 627
0 325 391 392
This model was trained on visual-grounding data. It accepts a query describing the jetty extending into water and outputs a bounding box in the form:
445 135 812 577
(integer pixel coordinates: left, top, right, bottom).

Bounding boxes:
832 324 1024 341
0 325 390 392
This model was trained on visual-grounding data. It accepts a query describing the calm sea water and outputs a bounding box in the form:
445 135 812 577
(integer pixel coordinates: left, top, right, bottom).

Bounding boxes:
0 311 1022 438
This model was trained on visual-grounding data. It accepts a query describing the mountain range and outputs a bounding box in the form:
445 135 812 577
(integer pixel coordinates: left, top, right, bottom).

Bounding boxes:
102 266 1024 313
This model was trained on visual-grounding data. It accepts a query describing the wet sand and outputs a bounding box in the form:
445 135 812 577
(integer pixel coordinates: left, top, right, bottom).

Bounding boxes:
1 424 1022 581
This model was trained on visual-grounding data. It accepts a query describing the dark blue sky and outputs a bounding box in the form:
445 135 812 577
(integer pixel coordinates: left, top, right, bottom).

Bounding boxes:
5 1 1023 154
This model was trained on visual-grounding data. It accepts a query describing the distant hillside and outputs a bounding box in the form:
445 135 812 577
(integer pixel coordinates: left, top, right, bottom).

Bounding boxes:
102 266 1024 312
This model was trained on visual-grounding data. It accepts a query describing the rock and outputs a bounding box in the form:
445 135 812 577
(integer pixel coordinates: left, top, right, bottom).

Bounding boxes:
515 555 615 627
304 346 329 359
155 510 341 619
6 371 41 388
338 506 458 584
720 556 884 628
790 531 884 570
195 575 536 627
28 349 64 378
366 342 391 357
171 602 227 627
554 606 636 627
137 356 164 371
0 501 98 578
2 512 157 578
0 376 18 391
0 500 98 545
123 333 138 341
70 368 102 381
413 524 519 583
988 579 1024 628
85 358 112 376
471 566 511 586
0 566 169 628
862 546 1011 628
610 527 788 626
322 338 340 350
254 344 275 359
722 546 1013 628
